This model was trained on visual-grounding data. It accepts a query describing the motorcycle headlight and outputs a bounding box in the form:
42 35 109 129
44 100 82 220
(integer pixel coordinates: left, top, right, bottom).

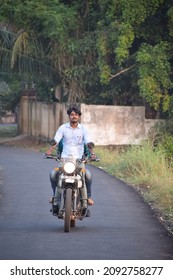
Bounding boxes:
64 162 75 174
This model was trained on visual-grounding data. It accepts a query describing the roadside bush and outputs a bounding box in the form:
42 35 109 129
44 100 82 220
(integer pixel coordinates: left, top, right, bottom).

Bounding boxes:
94 140 173 223
148 120 173 163
0 124 17 137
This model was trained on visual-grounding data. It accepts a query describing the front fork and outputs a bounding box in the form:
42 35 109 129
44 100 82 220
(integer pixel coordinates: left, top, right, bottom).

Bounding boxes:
58 186 78 215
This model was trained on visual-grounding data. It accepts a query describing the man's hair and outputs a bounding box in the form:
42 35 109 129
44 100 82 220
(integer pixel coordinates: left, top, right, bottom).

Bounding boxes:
67 107 82 116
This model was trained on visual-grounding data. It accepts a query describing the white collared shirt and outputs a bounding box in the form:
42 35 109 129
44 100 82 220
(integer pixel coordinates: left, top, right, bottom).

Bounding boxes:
54 122 91 159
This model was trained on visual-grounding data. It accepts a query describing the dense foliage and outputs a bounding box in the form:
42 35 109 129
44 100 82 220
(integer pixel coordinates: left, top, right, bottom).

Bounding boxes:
0 0 173 116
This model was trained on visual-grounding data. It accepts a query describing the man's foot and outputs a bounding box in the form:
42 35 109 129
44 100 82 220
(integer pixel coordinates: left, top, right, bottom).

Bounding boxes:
86 209 91 217
81 207 88 217
52 204 59 215
87 198 94 206
49 196 54 203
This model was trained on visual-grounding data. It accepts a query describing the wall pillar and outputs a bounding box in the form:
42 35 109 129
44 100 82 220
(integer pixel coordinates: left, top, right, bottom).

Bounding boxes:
19 90 37 135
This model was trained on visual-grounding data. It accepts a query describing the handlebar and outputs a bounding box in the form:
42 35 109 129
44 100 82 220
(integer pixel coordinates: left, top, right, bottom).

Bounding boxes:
43 153 87 163
43 153 59 160
43 153 100 162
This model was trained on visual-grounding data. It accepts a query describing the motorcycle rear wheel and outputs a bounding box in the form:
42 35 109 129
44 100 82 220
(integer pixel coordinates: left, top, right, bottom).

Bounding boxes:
64 188 72 232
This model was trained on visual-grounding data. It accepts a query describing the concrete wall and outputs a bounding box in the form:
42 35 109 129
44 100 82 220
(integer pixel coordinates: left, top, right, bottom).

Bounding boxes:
80 104 158 145
19 97 69 140
19 97 160 145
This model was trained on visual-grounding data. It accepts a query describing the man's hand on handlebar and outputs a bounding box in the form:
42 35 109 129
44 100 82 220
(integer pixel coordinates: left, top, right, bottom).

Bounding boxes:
89 153 100 162
43 153 59 160
44 138 57 156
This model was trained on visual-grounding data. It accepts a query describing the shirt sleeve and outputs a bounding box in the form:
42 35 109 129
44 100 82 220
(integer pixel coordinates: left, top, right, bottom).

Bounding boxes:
54 124 64 144
83 125 92 144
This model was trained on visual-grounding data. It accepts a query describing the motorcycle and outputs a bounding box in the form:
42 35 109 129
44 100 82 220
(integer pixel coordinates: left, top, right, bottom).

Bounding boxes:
43 153 92 232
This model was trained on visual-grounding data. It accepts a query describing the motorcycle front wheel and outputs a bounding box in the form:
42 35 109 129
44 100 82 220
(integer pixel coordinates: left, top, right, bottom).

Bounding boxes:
64 187 72 232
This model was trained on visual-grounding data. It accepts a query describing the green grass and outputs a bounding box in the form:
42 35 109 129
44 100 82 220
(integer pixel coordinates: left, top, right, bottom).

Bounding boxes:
93 142 173 226
0 124 18 138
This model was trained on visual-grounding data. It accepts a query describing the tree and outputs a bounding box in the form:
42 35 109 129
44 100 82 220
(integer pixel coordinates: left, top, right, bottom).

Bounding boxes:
0 0 173 116
0 0 99 103
96 0 173 113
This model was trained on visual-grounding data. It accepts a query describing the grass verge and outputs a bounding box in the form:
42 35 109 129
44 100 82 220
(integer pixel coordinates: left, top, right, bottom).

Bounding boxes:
0 124 18 138
93 142 173 234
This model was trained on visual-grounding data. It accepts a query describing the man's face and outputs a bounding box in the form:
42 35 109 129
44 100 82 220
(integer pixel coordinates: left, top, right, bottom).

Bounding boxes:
69 111 80 123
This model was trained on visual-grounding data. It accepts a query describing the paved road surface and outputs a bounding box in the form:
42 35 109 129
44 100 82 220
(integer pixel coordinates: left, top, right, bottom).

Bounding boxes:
0 145 173 260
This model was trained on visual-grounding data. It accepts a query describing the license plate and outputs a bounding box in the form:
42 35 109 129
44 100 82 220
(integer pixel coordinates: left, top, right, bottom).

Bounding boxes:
65 178 75 183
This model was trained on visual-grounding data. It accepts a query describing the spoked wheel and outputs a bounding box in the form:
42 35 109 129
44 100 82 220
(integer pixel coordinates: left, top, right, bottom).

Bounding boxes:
64 188 72 232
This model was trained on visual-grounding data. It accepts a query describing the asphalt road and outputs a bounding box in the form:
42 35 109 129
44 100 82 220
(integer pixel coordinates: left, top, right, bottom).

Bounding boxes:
0 145 173 260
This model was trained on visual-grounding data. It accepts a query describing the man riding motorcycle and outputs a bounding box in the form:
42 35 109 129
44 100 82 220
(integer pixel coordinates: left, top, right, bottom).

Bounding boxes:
45 106 95 216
